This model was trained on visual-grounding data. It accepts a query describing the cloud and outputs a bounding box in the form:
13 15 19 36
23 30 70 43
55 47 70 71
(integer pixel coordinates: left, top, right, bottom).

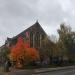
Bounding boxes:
0 0 75 46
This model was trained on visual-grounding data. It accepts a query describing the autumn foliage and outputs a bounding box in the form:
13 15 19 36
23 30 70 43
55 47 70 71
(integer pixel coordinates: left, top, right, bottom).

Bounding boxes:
9 37 39 67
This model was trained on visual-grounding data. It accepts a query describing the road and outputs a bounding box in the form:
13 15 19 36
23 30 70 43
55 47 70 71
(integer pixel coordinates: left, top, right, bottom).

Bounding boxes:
33 67 75 75
3 66 75 75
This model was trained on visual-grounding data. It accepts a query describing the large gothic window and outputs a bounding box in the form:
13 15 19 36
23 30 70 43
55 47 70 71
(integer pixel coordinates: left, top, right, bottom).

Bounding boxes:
35 33 40 48
30 32 33 47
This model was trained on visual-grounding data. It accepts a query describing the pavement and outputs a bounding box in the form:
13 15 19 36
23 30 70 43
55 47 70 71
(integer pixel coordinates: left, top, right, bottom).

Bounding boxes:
0 66 75 75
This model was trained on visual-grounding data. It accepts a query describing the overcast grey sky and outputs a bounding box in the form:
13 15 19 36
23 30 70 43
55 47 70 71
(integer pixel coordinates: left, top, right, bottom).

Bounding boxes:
0 0 75 46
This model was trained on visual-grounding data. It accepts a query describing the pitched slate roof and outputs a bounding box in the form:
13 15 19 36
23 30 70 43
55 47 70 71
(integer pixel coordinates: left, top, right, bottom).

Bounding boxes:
11 21 47 41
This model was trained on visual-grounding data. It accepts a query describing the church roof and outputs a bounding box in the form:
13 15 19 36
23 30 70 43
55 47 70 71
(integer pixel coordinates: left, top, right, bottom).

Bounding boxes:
11 21 47 40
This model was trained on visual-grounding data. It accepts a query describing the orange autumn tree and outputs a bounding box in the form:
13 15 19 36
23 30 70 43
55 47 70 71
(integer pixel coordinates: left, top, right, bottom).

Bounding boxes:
10 37 39 67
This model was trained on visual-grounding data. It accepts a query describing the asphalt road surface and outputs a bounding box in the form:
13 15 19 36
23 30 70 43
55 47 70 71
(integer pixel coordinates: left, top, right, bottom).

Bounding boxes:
33 67 75 75
10 66 75 75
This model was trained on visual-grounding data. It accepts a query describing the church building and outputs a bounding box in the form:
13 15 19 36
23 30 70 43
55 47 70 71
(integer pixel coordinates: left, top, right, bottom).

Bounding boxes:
5 21 49 49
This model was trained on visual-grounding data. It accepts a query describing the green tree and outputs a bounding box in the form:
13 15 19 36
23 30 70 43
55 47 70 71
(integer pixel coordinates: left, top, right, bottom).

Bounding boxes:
63 32 75 60
57 23 75 61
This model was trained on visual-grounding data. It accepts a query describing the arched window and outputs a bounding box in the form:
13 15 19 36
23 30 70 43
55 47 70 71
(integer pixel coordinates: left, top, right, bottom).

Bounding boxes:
35 33 40 48
30 32 33 47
